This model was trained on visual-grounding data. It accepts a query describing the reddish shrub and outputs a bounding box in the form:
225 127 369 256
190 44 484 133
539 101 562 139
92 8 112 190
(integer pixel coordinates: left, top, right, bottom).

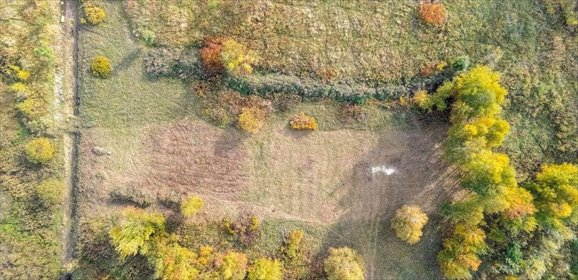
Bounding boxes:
200 37 225 76
419 2 447 26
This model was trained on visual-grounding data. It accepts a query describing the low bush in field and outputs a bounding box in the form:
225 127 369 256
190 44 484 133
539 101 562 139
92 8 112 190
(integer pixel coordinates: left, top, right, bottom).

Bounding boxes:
24 137 55 164
418 2 447 26
83 5 106 25
289 112 317 131
338 103 366 123
238 107 265 133
90 55 112 78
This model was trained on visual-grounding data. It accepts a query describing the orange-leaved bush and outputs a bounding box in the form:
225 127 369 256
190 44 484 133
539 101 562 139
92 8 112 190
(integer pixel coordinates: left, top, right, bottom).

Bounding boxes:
200 37 225 76
418 2 447 26
289 112 318 131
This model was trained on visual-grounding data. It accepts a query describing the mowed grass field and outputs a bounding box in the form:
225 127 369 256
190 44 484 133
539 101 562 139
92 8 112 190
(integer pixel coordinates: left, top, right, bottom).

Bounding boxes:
77 1 458 279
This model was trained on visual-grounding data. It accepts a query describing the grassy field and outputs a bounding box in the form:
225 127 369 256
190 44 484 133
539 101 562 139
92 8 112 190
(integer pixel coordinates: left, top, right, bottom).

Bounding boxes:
74 0 577 279
124 0 577 172
75 1 460 279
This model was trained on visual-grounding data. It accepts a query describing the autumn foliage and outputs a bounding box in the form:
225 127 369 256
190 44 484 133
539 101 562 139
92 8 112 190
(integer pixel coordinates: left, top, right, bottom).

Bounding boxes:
200 37 225 76
391 205 428 244
323 247 365 280
238 107 265 133
289 112 318 131
418 2 447 26
90 55 112 78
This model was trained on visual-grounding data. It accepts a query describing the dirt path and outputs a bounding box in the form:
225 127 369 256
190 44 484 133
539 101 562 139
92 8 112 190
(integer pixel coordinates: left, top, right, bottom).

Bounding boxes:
59 0 80 265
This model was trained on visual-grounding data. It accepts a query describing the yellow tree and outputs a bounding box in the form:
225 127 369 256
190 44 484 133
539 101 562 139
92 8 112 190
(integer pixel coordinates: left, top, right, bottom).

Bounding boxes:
391 205 429 244
323 247 365 280
109 207 165 259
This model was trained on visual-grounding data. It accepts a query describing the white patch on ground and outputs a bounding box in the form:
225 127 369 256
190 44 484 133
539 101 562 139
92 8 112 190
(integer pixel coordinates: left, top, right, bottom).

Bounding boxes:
370 165 396 176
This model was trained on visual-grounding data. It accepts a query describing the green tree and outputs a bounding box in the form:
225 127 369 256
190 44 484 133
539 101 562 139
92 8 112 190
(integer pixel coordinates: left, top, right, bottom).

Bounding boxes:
247 258 283 280
109 207 165 259
323 247 365 280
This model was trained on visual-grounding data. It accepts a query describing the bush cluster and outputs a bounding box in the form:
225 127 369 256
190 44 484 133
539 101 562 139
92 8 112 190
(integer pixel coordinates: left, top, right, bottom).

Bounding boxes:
90 55 112 78
223 214 262 246
418 2 447 26
281 230 311 279
221 39 258 76
391 205 428 244
289 112 318 131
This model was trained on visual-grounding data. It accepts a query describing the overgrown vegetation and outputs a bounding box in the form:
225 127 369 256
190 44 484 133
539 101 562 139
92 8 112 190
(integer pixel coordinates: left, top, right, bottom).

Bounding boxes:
0 0 63 278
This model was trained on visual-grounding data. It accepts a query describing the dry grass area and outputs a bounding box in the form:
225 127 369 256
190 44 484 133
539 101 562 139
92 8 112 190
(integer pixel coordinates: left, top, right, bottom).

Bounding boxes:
77 107 456 278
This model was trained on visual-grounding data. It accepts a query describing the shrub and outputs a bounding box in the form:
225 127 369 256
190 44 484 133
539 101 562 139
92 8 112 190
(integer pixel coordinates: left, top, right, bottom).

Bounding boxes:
418 2 447 26
83 5 106 25
221 39 258 75
238 107 265 133
24 137 55 164
289 112 318 131
247 258 283 280
141 29 156 46
391 205 429 244
90 55 112 78
324 247 365 280
219 252 248 280
452 56 471 72
35 178 63 207
109 207 165 259
180 195 204 218
200 37 225 76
